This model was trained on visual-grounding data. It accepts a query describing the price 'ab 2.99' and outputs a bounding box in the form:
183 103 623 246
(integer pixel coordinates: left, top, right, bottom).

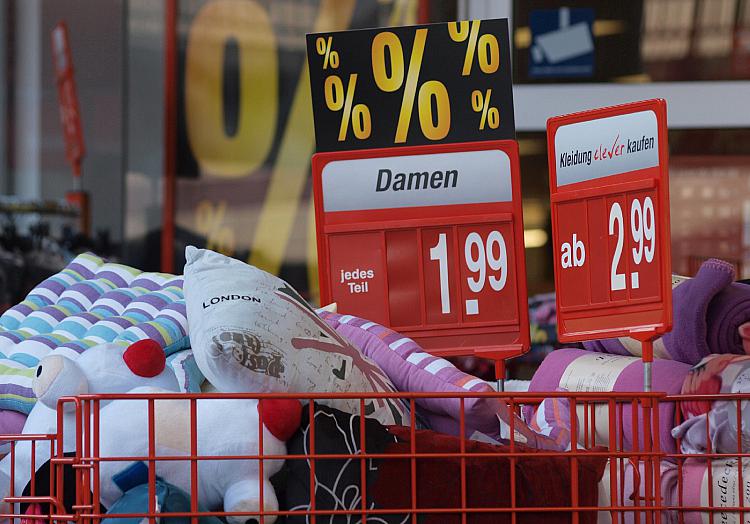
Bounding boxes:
547 99 672 344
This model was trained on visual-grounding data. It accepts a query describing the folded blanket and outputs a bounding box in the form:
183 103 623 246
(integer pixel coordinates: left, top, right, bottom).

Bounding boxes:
673 354 750 454
661 457 750 524
680 354 750 418
596 459 677 524
525 349 690 453
598 458 750 524
585 259 750 365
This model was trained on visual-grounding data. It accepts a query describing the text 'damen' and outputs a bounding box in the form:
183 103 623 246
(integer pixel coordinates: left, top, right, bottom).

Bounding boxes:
376 168 458 192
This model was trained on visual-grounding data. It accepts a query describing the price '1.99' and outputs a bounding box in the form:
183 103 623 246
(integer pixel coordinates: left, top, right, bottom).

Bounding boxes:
429 230 508 315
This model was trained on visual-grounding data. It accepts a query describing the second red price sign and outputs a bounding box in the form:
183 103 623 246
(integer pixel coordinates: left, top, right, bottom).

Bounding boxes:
547 99 673 389
312 141 530 362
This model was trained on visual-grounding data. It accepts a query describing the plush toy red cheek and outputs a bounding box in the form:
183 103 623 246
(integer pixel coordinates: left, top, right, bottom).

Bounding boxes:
123 340 166 378
258 398 303 441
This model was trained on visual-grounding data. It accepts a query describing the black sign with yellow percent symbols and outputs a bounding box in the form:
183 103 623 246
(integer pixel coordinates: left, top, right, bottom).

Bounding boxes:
306 19 514 152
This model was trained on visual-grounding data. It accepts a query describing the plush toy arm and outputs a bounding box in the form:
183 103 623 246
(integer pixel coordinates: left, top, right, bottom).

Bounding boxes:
223 477 278 524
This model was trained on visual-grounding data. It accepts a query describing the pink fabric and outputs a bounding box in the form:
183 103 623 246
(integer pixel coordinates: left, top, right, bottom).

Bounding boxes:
661 458 750 524
602 458 750 524
20 503 43 524
0 409 27 453
525 349 690 453
598 460 678 524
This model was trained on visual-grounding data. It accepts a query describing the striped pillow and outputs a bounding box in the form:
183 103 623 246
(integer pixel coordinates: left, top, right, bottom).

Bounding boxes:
0 253 197 414
319 311 500 438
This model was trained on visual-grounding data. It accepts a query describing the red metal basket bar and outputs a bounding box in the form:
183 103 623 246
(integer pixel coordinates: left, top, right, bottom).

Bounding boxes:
0 391 672 524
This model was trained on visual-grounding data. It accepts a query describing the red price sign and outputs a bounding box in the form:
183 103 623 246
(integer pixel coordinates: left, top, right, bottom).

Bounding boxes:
313 141 529 360
547 99 672 343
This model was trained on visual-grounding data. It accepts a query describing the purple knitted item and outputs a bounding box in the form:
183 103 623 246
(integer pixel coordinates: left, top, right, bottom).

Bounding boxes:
585 259 750 365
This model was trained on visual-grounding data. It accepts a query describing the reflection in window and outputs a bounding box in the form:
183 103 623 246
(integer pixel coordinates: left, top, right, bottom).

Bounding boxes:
695 0 736 57
642 0 695 60
643 0 740 60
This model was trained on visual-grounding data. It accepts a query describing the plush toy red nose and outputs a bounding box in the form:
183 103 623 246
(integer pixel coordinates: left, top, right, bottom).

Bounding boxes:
123 339 166 377
257 399 303 442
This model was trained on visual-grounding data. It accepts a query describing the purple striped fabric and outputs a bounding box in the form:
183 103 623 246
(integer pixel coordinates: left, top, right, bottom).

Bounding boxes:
101 289 139 307
319 311 501 438
90 290 139 316
24 335 62 351
320 312 491 392
12 304 35 316
162 302 186 316
104 316 139 329
32 278 66 298
137 323 166 344
0 332 22 344
63 261 97 280
0 382 35 399
130 277 165 291
524 393 572 450
57 340 92 355
89 304 118 316
137 293 169 307
96 270 132 289
65 280 112 302
67 311 102 325
24 305 70 323
121 308 153 321
57 296 85 312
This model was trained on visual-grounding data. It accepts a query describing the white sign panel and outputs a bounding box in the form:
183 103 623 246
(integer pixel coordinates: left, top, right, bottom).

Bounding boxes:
554 110 659 187
322 150 512 212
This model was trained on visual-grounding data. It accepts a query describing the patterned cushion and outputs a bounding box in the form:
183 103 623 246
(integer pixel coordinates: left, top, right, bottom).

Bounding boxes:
0 253 198 414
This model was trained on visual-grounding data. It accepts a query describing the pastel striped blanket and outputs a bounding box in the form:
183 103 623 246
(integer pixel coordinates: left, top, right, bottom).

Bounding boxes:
0 252 199 416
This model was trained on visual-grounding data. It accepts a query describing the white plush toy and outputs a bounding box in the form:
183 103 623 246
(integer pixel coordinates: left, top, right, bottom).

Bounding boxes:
95 388 302 524
0 340 181 516
32 339 179 409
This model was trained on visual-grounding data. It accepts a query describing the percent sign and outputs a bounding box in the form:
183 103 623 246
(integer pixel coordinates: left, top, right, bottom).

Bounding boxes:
315 36 339 69
325 74 371 141
471 89 499 130
448 20 500 76
371 29 450 144
195 200 236 256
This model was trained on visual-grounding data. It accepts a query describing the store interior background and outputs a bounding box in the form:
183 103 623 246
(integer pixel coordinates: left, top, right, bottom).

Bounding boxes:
0 0 748 377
